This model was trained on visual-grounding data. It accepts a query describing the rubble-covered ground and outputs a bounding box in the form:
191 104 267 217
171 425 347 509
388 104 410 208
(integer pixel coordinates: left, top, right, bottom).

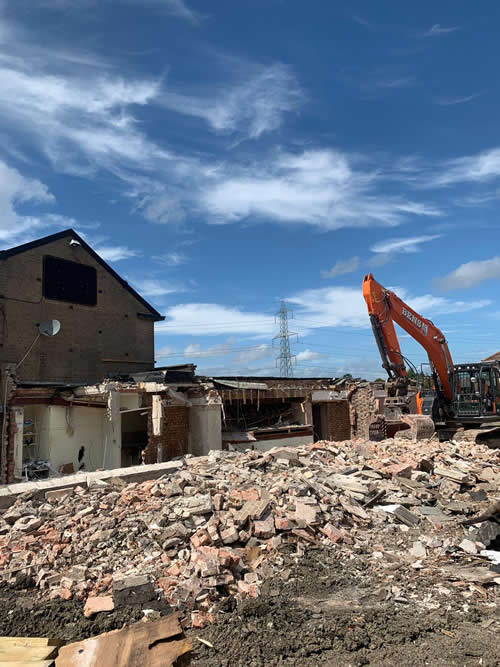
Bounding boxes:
0 436 499 666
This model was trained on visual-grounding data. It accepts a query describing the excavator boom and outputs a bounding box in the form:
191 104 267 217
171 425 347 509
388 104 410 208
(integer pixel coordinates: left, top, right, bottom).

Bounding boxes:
362 273 454 401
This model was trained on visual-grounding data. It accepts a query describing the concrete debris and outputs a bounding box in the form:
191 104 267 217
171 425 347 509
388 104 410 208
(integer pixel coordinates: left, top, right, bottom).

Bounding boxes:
0 435 498 629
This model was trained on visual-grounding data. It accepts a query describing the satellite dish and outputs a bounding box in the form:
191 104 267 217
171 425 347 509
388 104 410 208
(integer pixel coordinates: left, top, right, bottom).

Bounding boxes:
38 320 61 337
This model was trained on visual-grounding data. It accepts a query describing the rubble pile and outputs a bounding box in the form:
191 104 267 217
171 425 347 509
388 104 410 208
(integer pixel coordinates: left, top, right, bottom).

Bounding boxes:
0 437 499 628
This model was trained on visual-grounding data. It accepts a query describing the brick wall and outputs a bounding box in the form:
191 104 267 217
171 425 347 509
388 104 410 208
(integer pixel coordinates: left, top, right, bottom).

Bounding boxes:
325 401 351 441
348 384 377 439
1 237 157 384
144 404 189 464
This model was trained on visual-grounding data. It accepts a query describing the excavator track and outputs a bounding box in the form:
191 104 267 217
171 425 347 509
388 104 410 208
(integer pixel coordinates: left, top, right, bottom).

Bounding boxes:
442 425 500 449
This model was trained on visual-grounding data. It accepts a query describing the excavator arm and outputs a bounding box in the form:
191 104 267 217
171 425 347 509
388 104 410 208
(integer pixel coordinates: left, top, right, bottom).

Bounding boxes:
362 273 454 402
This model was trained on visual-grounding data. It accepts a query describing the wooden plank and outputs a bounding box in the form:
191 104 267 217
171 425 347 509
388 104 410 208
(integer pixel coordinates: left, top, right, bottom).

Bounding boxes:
0 639 60 648
56 614 191 667
0 645 59 661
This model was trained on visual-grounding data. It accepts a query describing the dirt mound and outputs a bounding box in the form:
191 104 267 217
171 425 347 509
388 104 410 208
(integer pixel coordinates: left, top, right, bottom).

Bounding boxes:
0 582 168 641
188 548 500 666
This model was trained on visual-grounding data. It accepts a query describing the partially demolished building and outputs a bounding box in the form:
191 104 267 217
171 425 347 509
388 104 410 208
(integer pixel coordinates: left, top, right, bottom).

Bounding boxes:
0 229 385 484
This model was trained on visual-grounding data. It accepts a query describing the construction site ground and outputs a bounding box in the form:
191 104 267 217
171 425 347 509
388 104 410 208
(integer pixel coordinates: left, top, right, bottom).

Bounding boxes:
1 542 498 666
0 436 499 666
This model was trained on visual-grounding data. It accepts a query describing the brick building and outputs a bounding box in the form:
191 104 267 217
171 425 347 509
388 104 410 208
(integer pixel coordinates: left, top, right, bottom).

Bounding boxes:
0 228 163 384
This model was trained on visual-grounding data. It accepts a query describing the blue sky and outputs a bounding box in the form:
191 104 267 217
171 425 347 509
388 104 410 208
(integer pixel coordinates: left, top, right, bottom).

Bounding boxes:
2 0 500 378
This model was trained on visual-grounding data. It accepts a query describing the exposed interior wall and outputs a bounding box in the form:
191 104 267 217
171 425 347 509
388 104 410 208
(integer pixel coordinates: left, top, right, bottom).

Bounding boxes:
144 403 190 464
23 405 51 462
121 409 148 467
348 384 377 439
25 404 120 473
291 401 310 426
188 405 222 456
12 407 23 480
325 401 351 441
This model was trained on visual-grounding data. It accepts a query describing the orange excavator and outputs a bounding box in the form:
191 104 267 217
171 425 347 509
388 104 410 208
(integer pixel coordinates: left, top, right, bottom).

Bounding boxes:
363 273 500 440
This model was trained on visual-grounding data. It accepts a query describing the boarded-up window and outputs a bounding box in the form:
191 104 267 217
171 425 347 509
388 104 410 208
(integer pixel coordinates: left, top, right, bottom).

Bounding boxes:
43 255 97 306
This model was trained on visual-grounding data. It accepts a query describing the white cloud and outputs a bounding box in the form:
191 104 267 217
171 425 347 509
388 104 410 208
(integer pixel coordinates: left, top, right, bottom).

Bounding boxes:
160 63 302 139
0 159 55 245
183 341 234 358
32 0 202 23
0 21 445 234
435 93 482 106
155 345 178 359
407 293 490 315
202 149 441 229
233 344 272 365
95 245 139 261
430 148 500 187
156 304 275 336
371 234 441 254
368 76 416 90
152 251 187 266
156 0 202 24
437 257 500 290
131 278 179 297
423 24 459 37
321 256 359 278
296 348 320 362
0 160 53 227
0 30 167 175
288 286 490 329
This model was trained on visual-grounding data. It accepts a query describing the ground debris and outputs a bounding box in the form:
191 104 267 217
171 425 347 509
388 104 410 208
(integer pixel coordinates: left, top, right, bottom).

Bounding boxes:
0 434 498 662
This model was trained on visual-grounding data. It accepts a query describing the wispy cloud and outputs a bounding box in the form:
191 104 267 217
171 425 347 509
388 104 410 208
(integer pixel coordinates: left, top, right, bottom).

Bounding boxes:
0 159 56 246
130 278 180 298
437 257 500 290
368 76 416 90
160 63 302 140
33 0 203 23
371 234 441 254
233 344 272 365
428 147 500 187
321 256 359 278
184 340 234 358
288 286 489 329
423 24 459 37
351 15 374 30
296 348 321 362
95 245 139 262
435 92 482 106
201 149 441 229
156 0 203 24
156 304 275 336
152 251 187 266
156 345 178 360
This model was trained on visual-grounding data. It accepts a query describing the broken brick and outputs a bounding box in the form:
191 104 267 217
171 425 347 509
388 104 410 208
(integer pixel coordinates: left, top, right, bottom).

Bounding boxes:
84 595 114 617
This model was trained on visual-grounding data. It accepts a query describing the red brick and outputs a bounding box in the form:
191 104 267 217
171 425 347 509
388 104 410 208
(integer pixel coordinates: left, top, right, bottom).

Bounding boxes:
321 523 344 543
253 514 275 539
191 611 214 628
191 530 211 548
274 517 293 531
385 462 413 479
84 595 114 617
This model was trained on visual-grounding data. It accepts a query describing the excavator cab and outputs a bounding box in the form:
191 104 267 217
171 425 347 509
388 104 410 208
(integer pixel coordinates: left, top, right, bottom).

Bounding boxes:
452 362 500 421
